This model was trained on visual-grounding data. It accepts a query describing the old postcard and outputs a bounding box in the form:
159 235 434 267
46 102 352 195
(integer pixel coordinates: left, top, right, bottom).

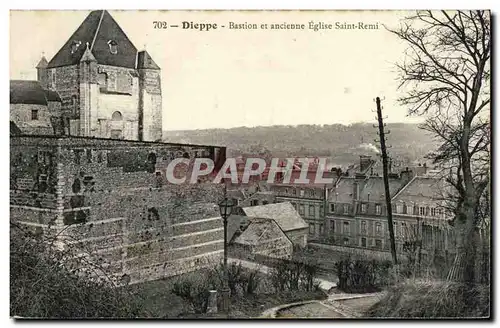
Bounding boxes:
9 9 491 319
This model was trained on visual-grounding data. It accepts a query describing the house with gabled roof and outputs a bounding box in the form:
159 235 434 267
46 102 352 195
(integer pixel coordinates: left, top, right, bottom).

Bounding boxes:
242 202 309 247
230 218 293 260
10 80 62 135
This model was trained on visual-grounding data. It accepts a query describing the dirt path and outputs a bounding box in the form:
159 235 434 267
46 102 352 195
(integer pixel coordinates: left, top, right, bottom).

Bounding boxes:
260 292 386 318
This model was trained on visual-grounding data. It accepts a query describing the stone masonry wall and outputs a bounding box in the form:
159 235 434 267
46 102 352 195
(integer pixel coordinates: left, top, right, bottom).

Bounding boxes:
49 65 80 120
10 136 227 284
10 103 53 135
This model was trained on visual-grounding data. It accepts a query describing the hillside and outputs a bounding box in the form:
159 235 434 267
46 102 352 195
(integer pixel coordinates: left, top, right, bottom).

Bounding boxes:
162 123 439 168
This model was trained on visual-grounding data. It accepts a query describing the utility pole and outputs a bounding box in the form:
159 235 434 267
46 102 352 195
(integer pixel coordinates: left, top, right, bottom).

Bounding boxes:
375 97 398 265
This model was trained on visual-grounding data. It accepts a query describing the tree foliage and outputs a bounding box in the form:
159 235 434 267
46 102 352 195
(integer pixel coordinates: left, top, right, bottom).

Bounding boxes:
10 223 147 318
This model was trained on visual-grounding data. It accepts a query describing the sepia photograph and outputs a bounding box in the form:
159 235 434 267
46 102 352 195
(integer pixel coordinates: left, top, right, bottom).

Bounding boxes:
8 7 491 320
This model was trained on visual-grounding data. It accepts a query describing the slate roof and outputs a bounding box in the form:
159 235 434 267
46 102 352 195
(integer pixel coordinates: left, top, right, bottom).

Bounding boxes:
36 56 48 69
358 176 405 202
242 202 308 231
10 80 61 105
392 176 448 205
328 177 359 203
47 10 138 69
233 218 286 246
44 89 62 102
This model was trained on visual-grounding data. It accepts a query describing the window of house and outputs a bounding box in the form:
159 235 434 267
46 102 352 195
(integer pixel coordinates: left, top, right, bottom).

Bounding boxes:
284 188 288 194
343 221 350 235
403 204 407 214
70 40 81 54
31 109 39 120
112 111 123 121
308 205 315 216
309 223 315 235
431 207 436 217
376 222 382 235
343 238 349 246
300 189 305 197
251 200 258 206
71 95 78 116
401 222 407 238
98 73 108 90
361 203 367 213
397 204 403 214
320 205 324 216
309 190 315 197
437 208 443 217
319 224 324 235
361 237 367 247
392 204 397 213
343 204 349 215
375 239 382 249
108 40 118 54
375 204 381 215
419 206 426 216
330 203 336 212
292 189 297 195
361 220 367 233
330 220 335 232
51 70 56 86
299 204 305 215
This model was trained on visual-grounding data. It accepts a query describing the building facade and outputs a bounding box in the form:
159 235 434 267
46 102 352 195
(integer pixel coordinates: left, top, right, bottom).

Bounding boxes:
16 10 163 141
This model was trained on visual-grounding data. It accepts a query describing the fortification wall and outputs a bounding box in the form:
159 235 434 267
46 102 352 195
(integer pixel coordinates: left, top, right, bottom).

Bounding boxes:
10 136 227 284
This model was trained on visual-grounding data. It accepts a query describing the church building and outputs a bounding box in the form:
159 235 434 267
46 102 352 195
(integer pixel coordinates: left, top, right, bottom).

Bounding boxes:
10 10 163 142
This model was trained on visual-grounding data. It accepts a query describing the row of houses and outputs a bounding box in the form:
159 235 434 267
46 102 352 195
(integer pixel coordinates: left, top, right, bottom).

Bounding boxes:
229 155 458 260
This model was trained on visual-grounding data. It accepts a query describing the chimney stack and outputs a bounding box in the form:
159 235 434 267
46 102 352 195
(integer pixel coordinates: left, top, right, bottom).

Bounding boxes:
359 155 372 172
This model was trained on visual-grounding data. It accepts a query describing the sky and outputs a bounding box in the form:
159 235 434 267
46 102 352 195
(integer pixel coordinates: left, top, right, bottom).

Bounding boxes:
10 10 425 131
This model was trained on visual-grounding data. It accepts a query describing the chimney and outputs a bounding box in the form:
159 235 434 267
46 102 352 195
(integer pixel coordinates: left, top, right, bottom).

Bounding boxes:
359 155 372 172
36 56 49 89
400 167 414 184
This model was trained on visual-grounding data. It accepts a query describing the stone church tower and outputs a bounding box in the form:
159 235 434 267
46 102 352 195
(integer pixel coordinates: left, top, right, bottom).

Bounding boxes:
39 10 162 141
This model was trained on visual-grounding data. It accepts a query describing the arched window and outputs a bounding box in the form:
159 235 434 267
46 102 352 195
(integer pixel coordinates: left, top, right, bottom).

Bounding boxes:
98 72 108 89
111 111 123 121
108 40 118 54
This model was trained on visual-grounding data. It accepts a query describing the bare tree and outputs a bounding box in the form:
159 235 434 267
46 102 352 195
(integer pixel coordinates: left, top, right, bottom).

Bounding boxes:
388 10 490 285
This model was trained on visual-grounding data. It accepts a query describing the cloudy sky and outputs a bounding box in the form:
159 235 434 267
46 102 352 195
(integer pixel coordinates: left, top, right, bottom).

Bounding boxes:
10 10 424 130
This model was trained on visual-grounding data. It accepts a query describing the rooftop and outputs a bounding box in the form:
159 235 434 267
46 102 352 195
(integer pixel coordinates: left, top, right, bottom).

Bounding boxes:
359 176 405 202
47 10 138 69
10 80 61 105
232 218 286 246
392 176 449 205
242 202 308 231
